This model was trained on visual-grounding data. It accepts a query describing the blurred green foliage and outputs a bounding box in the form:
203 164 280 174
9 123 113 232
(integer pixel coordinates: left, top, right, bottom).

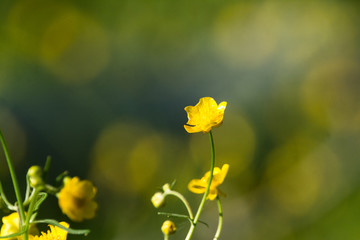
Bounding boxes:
1 0 360 239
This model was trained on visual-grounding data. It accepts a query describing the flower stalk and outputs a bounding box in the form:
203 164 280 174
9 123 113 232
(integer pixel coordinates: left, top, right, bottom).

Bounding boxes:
0 129 27 240
163 187 194 220
151 97 229 239
1 128 95 239
213 196 223 240
185 130 216 240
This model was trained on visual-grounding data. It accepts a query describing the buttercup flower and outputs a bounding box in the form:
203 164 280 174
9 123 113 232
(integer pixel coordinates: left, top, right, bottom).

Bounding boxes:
0 212 38 240
188 164 229 200
184 97 227 133
58 177 98 222
29 222 69 240
161 220 176 235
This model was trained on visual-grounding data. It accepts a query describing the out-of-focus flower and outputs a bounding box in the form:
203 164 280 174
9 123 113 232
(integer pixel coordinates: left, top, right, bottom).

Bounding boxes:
151 192 165 208
188 164 229 200
58 177 98 222
184 97 227 133
29 222 69 240
161 220 176 235
0 212 38 240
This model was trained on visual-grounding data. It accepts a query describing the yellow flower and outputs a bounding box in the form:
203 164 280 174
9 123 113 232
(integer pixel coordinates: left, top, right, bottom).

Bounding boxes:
0 212 38 240
29 222 69 240
58 177 98 222
161 220 176 235
184 97 227 133
188 164 229 200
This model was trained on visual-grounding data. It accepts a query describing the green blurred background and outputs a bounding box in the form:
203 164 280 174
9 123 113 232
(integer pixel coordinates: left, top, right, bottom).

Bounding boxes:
1 0 360 239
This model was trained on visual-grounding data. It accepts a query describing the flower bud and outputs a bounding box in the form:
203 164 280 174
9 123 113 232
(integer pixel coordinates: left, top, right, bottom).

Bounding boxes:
151 192 165 208
28 166 44 188
161 220 176 235
162 183 171 192
63 176 71 184
28 165 43 178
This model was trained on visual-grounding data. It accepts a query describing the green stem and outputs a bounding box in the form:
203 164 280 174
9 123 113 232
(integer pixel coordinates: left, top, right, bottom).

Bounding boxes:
164 190 194 220
213 196 223 240
164 234 169 240
23 188 41 235
0 181 16 210
185 130 216 240
0 129 27 240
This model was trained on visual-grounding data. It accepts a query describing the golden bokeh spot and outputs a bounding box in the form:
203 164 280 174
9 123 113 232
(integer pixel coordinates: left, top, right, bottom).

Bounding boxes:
7 0 71 57
280 2 356 67
213 1 281 69
7 0 109 84
266 134 342 216
40 9 80 63
301 59 360 132
40 9 110 84
91 121 162 194
127 135 162 192
190 111 255 176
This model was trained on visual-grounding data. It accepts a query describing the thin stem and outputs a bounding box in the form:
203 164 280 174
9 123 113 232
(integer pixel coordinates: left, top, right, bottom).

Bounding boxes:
24 188 36 206
213 196 223 240
0 129 27 240
164 190 194 220
0 181 16 210
23 188 41 233
24 176 31 204
185 131 216 240
164 234 169 240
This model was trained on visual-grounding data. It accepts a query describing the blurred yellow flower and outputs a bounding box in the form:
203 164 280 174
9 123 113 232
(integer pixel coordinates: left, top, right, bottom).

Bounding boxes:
0 212 38 240
161 220 176 235
188 164 229 200
184 97 227 133
58 177 98 222
29 222 69 240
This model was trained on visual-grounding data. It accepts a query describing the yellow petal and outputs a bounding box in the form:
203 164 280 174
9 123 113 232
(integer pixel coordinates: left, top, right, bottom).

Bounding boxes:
184 124 202 133
216 164 229 185
188 179 207 194
207 188 218 200
184 97 227 133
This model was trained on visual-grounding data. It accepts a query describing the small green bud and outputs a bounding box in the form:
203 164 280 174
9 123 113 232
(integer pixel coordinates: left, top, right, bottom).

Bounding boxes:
28 165 43 178
28 165 44 188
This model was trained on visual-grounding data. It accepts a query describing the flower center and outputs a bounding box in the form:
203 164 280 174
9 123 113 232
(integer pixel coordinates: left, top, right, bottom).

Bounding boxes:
72 196 86 208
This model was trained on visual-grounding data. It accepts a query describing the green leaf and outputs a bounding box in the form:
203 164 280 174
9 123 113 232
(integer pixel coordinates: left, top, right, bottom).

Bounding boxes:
170 179 177 189
30 192 48 222
34 219 90 235
43 156 52 181
158 211 189 219
157 212 209 227
34 192 47 211
56 171 69 183
0 229 26 239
